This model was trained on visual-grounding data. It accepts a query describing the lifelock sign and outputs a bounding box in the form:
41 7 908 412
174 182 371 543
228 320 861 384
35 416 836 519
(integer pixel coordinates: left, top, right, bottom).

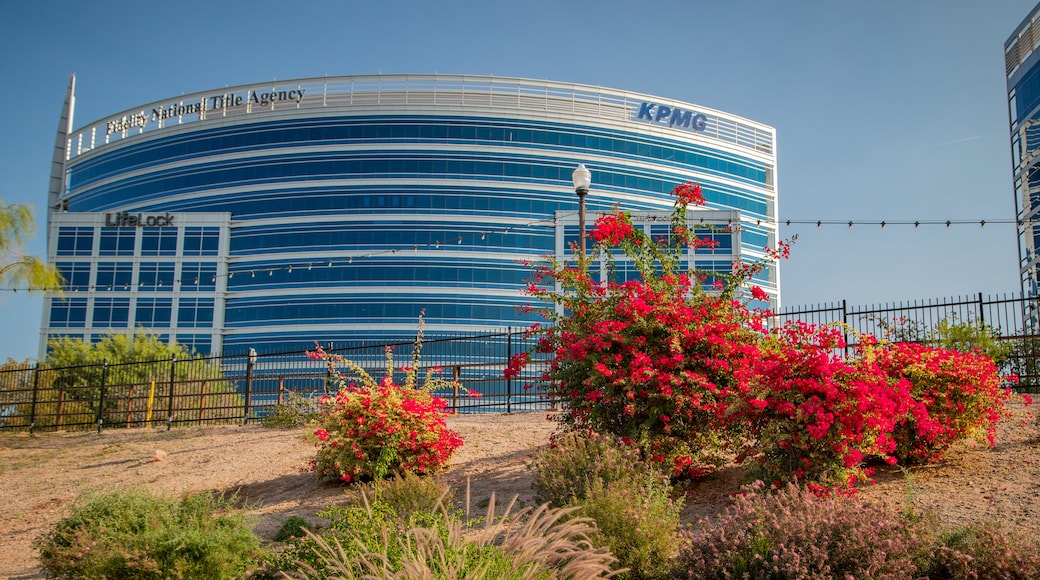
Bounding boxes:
104 212 176 227
634 102 708 133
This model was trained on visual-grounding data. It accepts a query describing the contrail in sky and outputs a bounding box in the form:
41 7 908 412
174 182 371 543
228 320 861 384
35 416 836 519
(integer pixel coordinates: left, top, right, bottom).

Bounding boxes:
928 135 982 148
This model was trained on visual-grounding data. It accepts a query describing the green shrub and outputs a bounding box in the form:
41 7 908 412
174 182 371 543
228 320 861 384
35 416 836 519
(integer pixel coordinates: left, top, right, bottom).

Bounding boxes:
274 515 313 543
672 481 922 579
578 479 682 579
262 390 320 429
527 430 668 507
367 472 454 520
276 497 402 577
34 488 266 579
527 430 680 578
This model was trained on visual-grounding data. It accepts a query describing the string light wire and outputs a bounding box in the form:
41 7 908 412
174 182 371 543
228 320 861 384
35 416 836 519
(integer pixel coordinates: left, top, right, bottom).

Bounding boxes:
4 212 1027 293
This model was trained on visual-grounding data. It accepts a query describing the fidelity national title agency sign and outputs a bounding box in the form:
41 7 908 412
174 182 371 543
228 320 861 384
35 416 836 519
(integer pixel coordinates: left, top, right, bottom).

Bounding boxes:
105 88 307 135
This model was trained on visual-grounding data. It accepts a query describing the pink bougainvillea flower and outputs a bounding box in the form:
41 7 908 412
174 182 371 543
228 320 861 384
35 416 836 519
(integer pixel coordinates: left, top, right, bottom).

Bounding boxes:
671 182 705 206
590 213 635 245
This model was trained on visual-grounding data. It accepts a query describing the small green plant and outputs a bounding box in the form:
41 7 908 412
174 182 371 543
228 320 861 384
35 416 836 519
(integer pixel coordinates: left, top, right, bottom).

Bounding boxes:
527 430 679 578
527 430 668 508
367 472 455 520
262 390 320 429
274 515 313 543
34 488 266 579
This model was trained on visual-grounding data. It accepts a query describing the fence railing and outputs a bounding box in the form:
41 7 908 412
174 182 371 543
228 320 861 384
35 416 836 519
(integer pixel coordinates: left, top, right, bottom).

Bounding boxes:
3 292 1039 434
0 328 550 434
777 292 1040 390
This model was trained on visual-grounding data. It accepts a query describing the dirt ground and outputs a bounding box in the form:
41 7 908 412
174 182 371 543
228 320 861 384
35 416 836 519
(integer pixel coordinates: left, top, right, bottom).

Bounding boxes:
0 402 1037 579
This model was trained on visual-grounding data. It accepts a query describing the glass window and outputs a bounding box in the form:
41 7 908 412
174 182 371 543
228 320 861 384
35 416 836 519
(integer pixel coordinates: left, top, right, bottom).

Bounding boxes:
177 298 215 328
56 227 94 256
57 262 91 291
138 262 175 291
184 227 220 256
95 262 133 290
141 227 178 256
92 298 130 327
136 298 173 327
48 297 87 328
176 333 212 356
98 227 136 256
180 262 217 291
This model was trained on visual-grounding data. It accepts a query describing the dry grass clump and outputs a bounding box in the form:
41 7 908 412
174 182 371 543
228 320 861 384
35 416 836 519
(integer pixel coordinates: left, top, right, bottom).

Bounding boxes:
278 478 619 579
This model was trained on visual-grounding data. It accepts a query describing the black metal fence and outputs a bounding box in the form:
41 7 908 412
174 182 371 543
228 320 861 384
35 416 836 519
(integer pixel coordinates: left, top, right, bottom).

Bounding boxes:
0 328 550 434
777 292 1040 391
3 292 1038 434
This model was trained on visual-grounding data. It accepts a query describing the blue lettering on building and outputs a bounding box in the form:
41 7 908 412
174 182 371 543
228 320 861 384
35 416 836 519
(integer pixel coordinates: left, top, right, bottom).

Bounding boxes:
635 102 707 132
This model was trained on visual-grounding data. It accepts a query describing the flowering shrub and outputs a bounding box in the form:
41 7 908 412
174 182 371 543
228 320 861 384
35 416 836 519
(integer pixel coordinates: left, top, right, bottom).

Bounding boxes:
517 179 1019 491
866 340 1011 463
672 481 924 579
523 182 789 476
735 323 914 490
308 316 464 482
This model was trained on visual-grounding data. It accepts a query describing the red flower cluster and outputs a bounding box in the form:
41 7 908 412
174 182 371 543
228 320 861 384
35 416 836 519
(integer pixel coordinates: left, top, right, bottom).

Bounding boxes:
590 213 635 245
869 341 1011 463
672 182 705 206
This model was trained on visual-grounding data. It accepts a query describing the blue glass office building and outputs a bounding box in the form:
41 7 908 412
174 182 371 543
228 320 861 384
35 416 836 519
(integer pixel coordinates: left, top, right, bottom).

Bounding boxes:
41 74 779 356
1008 4 1040 326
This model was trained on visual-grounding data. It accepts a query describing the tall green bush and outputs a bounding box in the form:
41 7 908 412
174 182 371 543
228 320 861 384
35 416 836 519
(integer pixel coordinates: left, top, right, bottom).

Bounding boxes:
527 430 681 578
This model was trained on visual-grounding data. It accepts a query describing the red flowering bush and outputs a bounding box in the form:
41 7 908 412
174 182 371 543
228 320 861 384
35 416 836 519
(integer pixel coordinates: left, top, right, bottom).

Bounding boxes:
866 340 1011 463
517 179 1019 491
735 323 914 489
307 318 464 482
524 183 771 475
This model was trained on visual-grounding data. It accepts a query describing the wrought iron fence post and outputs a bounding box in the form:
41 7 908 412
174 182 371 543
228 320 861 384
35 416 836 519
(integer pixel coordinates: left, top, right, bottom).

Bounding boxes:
842 299 849 357
506 329 513 414
29 364 40 435
244 349 256 425
166 357 177 431
96 361 108 435
453 366 461 412
978 292 986 327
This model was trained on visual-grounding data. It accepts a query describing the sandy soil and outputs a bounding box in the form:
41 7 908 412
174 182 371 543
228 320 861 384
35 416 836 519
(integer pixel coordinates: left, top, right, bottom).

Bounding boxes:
0 403 1037 579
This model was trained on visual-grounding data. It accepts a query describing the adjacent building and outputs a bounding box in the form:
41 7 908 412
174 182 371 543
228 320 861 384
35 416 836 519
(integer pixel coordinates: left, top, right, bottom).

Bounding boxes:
42 74 779 356
1008 3 1040 326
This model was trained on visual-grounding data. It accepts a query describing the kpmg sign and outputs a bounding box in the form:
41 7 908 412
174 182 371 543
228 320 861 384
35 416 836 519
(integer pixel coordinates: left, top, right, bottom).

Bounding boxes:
105 88 307 136
634 102 708 134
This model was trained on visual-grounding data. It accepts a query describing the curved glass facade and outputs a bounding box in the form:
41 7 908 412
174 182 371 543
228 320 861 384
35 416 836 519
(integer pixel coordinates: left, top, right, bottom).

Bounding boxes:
42 74 778 355
1008 3 1040 328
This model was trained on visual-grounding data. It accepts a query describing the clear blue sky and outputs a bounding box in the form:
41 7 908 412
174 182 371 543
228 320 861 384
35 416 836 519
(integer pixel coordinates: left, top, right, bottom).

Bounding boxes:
0 0 1034 361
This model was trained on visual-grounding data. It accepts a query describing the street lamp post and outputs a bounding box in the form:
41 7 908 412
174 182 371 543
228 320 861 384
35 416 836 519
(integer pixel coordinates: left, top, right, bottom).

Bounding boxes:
572 163 591 267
